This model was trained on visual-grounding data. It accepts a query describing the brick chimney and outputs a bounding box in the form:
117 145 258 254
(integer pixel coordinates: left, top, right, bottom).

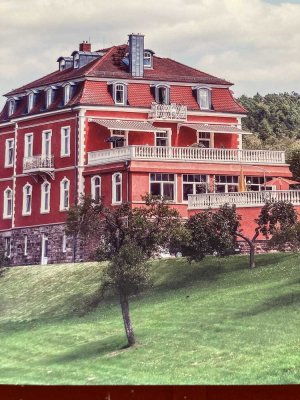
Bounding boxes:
128 33 144 78
79 41 91 52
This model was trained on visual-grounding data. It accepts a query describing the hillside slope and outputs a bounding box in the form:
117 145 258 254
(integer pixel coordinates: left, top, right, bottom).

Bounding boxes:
0 254 299 384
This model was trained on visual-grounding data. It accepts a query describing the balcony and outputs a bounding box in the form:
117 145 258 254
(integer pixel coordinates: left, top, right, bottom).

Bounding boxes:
149 103 187 121
23 155 54 179
87 146 286 166
188 190 300 209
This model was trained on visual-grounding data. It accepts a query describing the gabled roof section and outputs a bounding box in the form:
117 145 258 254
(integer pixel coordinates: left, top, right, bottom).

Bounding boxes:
5 44 232 97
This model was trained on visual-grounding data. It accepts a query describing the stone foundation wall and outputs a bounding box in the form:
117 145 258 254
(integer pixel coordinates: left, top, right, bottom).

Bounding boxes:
0 224 95 266
237 240 270 254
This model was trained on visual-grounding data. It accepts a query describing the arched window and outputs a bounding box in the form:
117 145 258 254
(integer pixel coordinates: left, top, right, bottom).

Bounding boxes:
112 173 122 204
64 84 71 105
194 87 212 110
73 53 80 69
28 92 34 112
154 85 170 105
8 99 15 116
60 178 70 211
91 176 101 204
114 84 125 105
59 59 66 71
41 181 51 213
45 88 52 108
144 51 153 68
22 184 32 215
3 188 13 219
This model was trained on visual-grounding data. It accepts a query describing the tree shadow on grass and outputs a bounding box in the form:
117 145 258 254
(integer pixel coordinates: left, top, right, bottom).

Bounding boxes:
44 335 127 364
254 252 297 268
236 291 300 318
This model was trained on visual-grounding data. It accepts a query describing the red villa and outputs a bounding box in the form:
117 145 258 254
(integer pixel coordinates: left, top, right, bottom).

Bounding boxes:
0 33 299 265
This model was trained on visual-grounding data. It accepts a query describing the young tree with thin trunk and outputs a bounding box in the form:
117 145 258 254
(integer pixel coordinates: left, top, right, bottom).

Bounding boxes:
66 195 187 347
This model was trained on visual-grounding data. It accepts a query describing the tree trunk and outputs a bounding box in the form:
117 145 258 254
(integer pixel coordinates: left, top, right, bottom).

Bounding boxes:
249 242 256 269
119 292 135 347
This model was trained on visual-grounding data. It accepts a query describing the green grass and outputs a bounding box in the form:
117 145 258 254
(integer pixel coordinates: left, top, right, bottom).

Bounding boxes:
0 253 299 384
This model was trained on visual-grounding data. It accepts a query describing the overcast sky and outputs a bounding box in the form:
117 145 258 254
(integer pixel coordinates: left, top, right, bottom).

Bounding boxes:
0 0 300 108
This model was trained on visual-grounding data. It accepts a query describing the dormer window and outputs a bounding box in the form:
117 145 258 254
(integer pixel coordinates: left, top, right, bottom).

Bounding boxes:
8 99 15 116
110 82 128 106
73 52 79 69
28 92 34 112
64 84 71 105
59 59 66 71
154 84 170 105
46 88 52 108
144 51 153 68
194 87 212 110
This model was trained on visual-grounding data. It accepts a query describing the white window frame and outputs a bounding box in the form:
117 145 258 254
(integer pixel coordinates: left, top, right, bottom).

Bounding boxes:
41 181 51 213
112 173 122 204
22 183 32 216
110 130 127 149
60 178 70 211
215 175 239 193
155 84 170 105
24 234 28 256
182 174 208 202
62 233 67 253
114 83 126 105
149 173 176 202
3 187 13 219
155 131 170 147
64 83 71 105
8 99 15 116
73 53 79 69
144 51 153 68
4 237 11 258
91 175 101 203
195 87 212 110
197 131 214 148
46 88 52 108
28 92 34 112
59 59 66 71
5 138 14 167
60 126 71 157
24 133 33 158
42 130 52 157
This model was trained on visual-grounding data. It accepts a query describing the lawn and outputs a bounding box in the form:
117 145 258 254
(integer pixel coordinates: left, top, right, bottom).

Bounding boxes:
0 253 299 384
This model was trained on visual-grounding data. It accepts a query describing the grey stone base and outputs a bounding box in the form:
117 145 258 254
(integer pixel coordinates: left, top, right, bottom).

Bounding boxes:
237 240 269 254
0 224 94 266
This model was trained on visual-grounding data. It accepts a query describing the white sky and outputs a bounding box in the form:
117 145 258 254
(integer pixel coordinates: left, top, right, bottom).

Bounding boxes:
0 0 300 108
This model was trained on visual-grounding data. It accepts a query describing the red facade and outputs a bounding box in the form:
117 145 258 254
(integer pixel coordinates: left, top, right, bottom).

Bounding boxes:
0 34 298 265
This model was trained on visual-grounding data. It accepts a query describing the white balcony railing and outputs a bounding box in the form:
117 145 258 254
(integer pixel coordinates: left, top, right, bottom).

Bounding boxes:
149 103 187 121
87 146 286 166
188 190 300 209
23 155 54 172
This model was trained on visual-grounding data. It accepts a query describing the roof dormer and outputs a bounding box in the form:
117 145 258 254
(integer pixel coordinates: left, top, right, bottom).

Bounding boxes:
57 57 73 71
144 49 154 69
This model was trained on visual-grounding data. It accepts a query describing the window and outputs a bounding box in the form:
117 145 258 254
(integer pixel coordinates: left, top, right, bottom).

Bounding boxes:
60 178 70 211
42 130 52 157
91 176 101 204
150 173 175 201
144 51 153 68
4 237 11 258
5 139 14 167
24 235 28 256
46 88 52 108
197 87 211 110
3 188 13 219
197 132 211 148
215 175 238 193
24 133 33 158
22 184 32 215
115 84 125 105
8 99 15 116
246 176 273 191
111 130 126 148
41 181 51 213
64 84 71 105
155 131 169 147
62 233 67 253
59 59 66 71
182 175 207 201
28 92 34 112
155 85 170 104
61 126 70 156
73 53 79 69
112 173 122 204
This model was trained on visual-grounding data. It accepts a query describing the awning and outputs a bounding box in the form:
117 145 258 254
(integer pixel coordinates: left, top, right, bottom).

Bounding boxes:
88 118 162 132
179 123 252 134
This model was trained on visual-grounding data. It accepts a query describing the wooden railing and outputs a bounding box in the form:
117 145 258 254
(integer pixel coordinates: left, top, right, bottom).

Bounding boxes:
23 155 54 172
149 103 187 121
87 146 286 165
188 190 300 209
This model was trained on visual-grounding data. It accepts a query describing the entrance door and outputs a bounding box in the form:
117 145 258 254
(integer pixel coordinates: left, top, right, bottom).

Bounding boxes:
41 234 49 265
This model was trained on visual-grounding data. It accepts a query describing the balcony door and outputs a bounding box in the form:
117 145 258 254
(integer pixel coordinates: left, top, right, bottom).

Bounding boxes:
42 130 52 158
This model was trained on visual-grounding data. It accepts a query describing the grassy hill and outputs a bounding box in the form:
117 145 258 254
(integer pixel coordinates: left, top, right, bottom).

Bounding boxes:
0 253 299 385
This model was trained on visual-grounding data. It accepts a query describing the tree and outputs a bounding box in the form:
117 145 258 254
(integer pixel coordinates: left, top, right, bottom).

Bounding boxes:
236 200 297 268
66 195 187 347
268 222 300 252
183 204 240 262
288 149 300 181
